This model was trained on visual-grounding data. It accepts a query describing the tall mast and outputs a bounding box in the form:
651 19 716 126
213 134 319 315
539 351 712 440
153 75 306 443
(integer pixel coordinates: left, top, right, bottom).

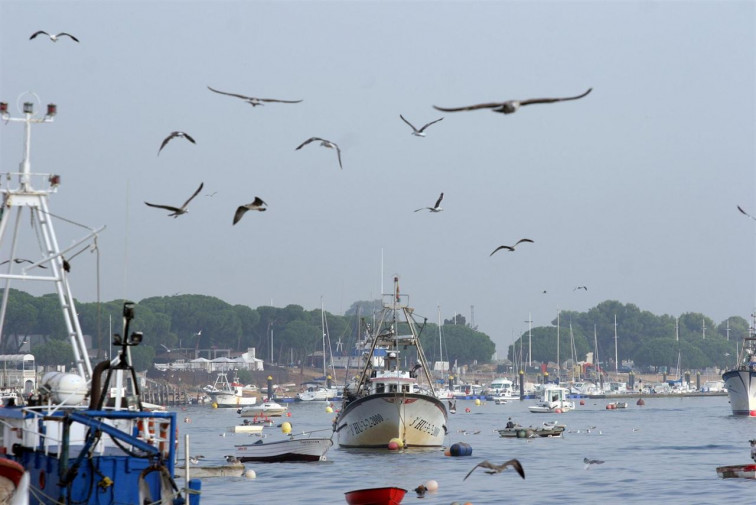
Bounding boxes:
556 309 560 379
0 99 103 381
526 313 533 367
614 314 618 376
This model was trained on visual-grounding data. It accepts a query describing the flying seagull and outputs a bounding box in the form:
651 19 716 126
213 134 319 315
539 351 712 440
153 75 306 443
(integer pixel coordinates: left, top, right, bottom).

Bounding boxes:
30 31 79 43
490 238 534 256
415 192 444 213
207 86 302 107
157 131 196 156
574 285 588 291
737 205 756 222
159 344 171 353
144 182 204 218
296 137 342 169
0 258 47 269
463 459 525 481
233 197 268 225
400 114 443 137
434 88 592 115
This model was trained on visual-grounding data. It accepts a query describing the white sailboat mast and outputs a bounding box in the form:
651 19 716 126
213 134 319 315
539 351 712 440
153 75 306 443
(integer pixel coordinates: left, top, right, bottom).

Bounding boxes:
614 314 618 375
556 309 560 378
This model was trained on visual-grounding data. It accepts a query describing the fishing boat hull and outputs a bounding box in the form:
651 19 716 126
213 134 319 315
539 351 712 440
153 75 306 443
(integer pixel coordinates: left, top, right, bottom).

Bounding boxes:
722 369 756 416
344 486 407 505
235 438 332 462
716 463 756 479
335 393 447 448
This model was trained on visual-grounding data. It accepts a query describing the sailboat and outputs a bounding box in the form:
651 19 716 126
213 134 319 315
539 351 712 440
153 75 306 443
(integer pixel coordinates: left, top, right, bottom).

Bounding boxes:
297 299 336 402
333 276 448 448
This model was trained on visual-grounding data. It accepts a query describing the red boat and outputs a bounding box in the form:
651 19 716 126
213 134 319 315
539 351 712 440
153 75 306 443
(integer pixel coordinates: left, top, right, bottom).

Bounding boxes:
344 486 407 505
717 463 756 479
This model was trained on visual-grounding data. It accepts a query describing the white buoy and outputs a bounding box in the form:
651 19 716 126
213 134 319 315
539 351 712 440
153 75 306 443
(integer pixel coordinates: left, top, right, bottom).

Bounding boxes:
424 479 439 492
244 469 256 479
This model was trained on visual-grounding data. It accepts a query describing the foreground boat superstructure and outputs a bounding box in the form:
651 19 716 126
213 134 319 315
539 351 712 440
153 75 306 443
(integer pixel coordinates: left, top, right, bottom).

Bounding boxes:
0 101 198 505
722 335 756 416
334 277 448 448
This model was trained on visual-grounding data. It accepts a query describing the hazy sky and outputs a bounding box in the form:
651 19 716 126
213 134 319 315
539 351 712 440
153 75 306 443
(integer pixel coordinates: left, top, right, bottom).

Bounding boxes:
0 1 754 354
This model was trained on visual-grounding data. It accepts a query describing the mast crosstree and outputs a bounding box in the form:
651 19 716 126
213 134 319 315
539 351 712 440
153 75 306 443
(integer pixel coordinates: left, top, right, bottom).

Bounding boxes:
0 98 104 381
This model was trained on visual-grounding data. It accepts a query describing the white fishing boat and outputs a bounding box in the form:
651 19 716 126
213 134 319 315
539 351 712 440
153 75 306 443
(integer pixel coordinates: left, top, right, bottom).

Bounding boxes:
722 334 756 416
528 384 575 413
0 101 197 505
333 276 448 448
235 436 332 462
238 401 287 417
207 372 258 408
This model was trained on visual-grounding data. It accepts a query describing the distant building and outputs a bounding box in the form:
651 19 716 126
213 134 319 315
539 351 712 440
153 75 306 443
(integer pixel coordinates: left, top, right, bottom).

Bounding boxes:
154 347 264 372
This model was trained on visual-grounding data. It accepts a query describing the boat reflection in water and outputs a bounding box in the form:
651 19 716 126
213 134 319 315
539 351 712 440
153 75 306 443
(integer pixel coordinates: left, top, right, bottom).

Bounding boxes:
334 276 448 448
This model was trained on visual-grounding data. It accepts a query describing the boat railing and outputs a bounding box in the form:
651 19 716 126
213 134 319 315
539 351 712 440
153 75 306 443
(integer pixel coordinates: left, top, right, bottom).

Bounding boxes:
0 171 61 195
10 406 176 466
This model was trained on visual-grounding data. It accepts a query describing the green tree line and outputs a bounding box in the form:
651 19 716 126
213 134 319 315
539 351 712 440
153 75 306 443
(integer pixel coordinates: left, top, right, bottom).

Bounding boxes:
1 290 495 371
510 300 745 372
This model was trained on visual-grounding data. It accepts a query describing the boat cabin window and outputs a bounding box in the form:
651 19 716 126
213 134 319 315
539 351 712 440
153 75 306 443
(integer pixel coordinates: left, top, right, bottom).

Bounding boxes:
401 384 410 393
376 383 385 393
389 384 398 393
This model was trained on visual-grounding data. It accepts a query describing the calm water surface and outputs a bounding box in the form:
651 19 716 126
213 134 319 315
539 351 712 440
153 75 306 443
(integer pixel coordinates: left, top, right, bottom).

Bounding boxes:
175 395 755 504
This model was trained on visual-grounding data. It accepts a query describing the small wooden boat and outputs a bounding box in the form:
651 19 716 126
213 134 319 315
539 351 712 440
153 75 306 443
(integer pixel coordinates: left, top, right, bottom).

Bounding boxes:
606 401 628 409
344 486 407 505
716 463 756 479
238 401 287 417
227 424 264 434
498 423 566 438
174 462 245 479
235 437 333 463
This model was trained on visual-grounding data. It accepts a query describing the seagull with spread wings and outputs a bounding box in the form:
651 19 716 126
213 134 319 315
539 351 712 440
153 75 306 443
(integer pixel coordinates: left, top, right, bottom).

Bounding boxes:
207 86 302 107
400 114 443 136
144 182 204 218
490 238 534 256
158 131 196 156
233 197 267 225
463 459 525 481
574 285 588 291
415 192 444 213
434 88 592 115
296 137 342 169
30 31 79 43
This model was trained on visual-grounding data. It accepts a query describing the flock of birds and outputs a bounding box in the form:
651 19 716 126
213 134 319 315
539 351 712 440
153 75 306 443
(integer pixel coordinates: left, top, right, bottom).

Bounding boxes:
28 29 595 251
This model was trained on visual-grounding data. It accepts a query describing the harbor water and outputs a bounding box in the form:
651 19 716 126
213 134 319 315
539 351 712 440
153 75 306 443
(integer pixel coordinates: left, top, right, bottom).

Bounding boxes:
177 395 754 505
